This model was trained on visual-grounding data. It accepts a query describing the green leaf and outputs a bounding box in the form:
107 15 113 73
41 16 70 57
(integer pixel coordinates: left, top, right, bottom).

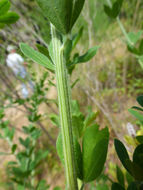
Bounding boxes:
53 187 62 190
111 183 125 190
72 46 99 65
36 0 85 34
116 166 125 188
0 0 10 16
72 114 84 139
83 110 98 131
127 31 143 45
136 136 143 144
96 184 109 190
133 144 143 169
139 39 143 55
36 43 52 62
104 0 123 19
0 23 5 28
17 185 25 190
0 12 19 24
56 133 83 179
20 43 54 72
50 114 60 127
125 172 133 185
4 127 15 141
127 45 139 56
82 125 109 182
125 159 143 180
136 95 143 107
64 39 72 61
36 180 49 190
131 106 143 112
127 182 137 190
128 109 143 122
11 144 17 154
114 139 130 172
19 137 30 148
72 27 83 50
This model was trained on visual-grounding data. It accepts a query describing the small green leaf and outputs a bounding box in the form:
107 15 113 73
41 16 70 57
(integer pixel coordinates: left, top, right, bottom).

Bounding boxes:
17 185 25 190
11 144 17 154
136 136 143 144
136 95 143 107
111 183 125 190
114 139 130 172
82 125 109 182
127 31 143 45
128 109 143 122
131 106 143 112
20 43 54 72
104 0 123 19
72 46 99 65
83 110 98 131
0 12 19 24
116 166 125 188
139 39 143 55
126 172 133 185
36 179 49 190
50 114 60 127
72 27 83 50
36 43 52 62
53 187 62 190
64 39 72 61
0 0 10 16
96 184 109 190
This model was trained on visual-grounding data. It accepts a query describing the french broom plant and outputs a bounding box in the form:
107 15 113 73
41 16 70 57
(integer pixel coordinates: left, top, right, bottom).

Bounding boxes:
20 0 109 189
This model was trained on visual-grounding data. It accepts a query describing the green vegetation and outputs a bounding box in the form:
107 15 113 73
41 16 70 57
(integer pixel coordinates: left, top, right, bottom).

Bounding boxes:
1 0 143 189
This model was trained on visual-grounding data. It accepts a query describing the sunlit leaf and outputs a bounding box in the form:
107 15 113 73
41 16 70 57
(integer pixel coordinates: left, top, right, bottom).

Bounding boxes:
20 43 55 72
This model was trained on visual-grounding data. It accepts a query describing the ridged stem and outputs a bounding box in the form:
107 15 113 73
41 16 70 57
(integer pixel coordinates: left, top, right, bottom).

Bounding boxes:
51 24 78 190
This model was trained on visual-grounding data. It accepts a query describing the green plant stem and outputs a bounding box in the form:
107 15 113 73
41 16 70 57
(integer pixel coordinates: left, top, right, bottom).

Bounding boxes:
106 0 133 46
116 17 133 46
51 24 78 190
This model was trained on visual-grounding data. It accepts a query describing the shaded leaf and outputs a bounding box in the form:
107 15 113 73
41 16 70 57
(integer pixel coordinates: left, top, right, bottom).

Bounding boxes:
137 95 143 107
125 159 143 181
104 0 123 19
133 144 143 169
127 182 137 190
114 139 130 172
136 136 143 144
111 183 125 190
0 12 19 24
116 165 125 188
131 106 143 112
36 43 52 62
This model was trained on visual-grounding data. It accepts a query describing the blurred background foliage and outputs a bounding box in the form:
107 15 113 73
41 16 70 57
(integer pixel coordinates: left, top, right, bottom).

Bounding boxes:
1 0 143 189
